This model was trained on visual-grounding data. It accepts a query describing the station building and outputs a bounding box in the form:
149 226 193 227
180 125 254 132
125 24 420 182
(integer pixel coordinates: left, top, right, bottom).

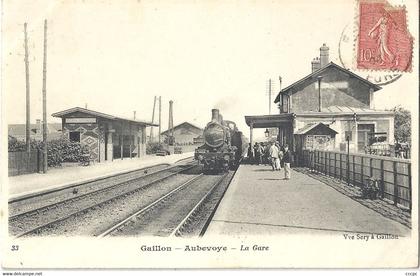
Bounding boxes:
245 44 395 161
52 107 158 162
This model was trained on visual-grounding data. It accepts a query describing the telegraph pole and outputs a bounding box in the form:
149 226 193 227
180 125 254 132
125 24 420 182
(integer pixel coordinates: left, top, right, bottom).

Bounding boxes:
268 79 272 115
42 20 48 173
24 23 31 152
158 96 162 143
279 76 282 114
150 96 156 142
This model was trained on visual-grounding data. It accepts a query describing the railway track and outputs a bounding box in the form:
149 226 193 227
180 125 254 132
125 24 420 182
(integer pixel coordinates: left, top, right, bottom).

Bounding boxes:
9 162 197 237
100 170 235 237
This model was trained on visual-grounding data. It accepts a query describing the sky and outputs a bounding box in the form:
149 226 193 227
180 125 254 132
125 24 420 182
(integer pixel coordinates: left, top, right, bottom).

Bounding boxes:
2 0 418 139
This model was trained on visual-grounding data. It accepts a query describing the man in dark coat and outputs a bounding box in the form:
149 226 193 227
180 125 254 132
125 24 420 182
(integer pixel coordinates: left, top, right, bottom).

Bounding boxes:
282 145 292 180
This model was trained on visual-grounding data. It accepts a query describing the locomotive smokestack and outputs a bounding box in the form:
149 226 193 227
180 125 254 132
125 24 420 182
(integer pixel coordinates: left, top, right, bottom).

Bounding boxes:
218 114 223 124
211 109 220 122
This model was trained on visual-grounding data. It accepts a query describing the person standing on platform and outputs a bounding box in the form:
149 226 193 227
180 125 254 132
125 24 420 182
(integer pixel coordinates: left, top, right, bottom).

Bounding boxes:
254 142 261 165
277 142 284 170
264 143 270 165
259 142 265 165
269 142 280 171
247 143 254 164
282 145 292 180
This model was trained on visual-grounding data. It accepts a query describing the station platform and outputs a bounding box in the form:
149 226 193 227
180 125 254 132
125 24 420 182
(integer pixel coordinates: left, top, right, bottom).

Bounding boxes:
205 164 411 236
8 152 194 201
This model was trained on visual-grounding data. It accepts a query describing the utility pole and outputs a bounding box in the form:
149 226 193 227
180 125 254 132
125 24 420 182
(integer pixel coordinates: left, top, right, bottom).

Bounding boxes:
168 100 174 145
24 23 31 152
42 19 48 173
279 76 282 114
268 79 272 115
150 96 156 142
168 100 174 134
158 96 162 143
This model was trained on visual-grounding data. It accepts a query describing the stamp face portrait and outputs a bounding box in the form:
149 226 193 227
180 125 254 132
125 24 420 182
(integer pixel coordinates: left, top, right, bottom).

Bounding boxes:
357 0 413 72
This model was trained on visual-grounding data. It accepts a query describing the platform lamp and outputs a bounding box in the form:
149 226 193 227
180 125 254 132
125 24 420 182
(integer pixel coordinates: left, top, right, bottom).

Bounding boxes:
264 128 270 138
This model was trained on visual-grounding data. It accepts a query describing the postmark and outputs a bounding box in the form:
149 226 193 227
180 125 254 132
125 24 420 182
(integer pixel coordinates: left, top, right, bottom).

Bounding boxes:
338 23 402 86
356 0 413 72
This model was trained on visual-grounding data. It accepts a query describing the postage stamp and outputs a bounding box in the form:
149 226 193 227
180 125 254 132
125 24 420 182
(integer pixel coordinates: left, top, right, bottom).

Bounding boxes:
357 0 413 72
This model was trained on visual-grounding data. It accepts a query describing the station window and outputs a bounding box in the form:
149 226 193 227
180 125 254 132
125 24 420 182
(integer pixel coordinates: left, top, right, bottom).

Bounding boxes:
69 131 81 143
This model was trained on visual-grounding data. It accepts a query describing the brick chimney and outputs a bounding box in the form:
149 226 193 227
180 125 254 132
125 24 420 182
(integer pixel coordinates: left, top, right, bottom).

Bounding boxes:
320 43 329 67
36 119 42 134
311 57 321 72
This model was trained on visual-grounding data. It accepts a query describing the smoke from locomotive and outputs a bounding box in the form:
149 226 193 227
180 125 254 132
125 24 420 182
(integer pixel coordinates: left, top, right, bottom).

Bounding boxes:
195 109 247 172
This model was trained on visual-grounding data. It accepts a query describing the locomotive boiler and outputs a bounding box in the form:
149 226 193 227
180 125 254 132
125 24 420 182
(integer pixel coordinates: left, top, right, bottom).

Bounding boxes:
195 109 246 172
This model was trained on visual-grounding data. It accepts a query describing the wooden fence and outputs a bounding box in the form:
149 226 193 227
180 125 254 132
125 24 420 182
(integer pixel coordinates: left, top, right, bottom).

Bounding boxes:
8 150 44 176
301 150 412 211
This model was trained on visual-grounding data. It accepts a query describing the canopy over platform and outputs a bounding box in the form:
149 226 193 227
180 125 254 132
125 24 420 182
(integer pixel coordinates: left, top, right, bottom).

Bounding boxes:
295 122 338 135
244 114 293 128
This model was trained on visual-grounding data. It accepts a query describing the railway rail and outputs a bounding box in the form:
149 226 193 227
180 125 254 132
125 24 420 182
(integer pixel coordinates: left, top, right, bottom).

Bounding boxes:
100 170 235 237
9 161 197 237
9 163 170 217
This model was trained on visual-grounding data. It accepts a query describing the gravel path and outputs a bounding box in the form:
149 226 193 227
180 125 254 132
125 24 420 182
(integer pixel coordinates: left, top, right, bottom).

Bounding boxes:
206 165 411 236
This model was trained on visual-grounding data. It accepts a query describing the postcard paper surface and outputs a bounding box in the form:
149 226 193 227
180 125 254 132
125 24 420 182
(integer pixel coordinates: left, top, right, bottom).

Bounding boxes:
1 0 418 269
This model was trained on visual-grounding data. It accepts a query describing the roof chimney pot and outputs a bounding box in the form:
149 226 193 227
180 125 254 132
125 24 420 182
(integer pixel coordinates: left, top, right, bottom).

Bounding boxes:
320 43 329 67
311 57 321 72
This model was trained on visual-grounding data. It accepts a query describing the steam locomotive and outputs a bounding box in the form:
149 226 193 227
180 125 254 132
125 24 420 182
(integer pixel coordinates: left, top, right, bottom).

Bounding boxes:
194 109 247 172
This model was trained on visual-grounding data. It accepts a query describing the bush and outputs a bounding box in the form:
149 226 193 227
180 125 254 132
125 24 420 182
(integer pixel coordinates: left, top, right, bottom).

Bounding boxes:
8 136 42 152
8 136 90 167
146 142 165 154
47 138 90 167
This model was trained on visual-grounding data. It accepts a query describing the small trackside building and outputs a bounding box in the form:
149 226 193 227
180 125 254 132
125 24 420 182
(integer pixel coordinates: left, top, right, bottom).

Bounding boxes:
52 107 158 162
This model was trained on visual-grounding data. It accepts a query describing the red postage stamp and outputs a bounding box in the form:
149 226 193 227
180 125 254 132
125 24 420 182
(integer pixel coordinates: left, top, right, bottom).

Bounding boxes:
357 0 413 72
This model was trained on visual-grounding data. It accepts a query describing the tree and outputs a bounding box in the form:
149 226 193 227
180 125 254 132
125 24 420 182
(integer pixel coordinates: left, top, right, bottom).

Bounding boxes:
390 106 411 144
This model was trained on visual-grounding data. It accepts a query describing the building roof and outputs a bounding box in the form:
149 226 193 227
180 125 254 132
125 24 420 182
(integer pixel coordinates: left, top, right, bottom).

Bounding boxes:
295 122 338 135
8 123 62 137
52 107 158 126
296 105 394 116
161 121 203 135
274 62 382 103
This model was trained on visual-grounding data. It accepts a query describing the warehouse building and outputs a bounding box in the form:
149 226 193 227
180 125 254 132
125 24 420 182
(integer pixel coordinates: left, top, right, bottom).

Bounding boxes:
8 120 62 141
161 122 203 145
52 107 157 162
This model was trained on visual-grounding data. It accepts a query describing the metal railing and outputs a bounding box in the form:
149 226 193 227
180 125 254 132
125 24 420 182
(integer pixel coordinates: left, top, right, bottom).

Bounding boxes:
301 149 412 211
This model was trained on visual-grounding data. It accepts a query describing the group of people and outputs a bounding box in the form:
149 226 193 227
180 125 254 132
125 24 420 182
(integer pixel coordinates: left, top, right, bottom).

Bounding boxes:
247 141 292 180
